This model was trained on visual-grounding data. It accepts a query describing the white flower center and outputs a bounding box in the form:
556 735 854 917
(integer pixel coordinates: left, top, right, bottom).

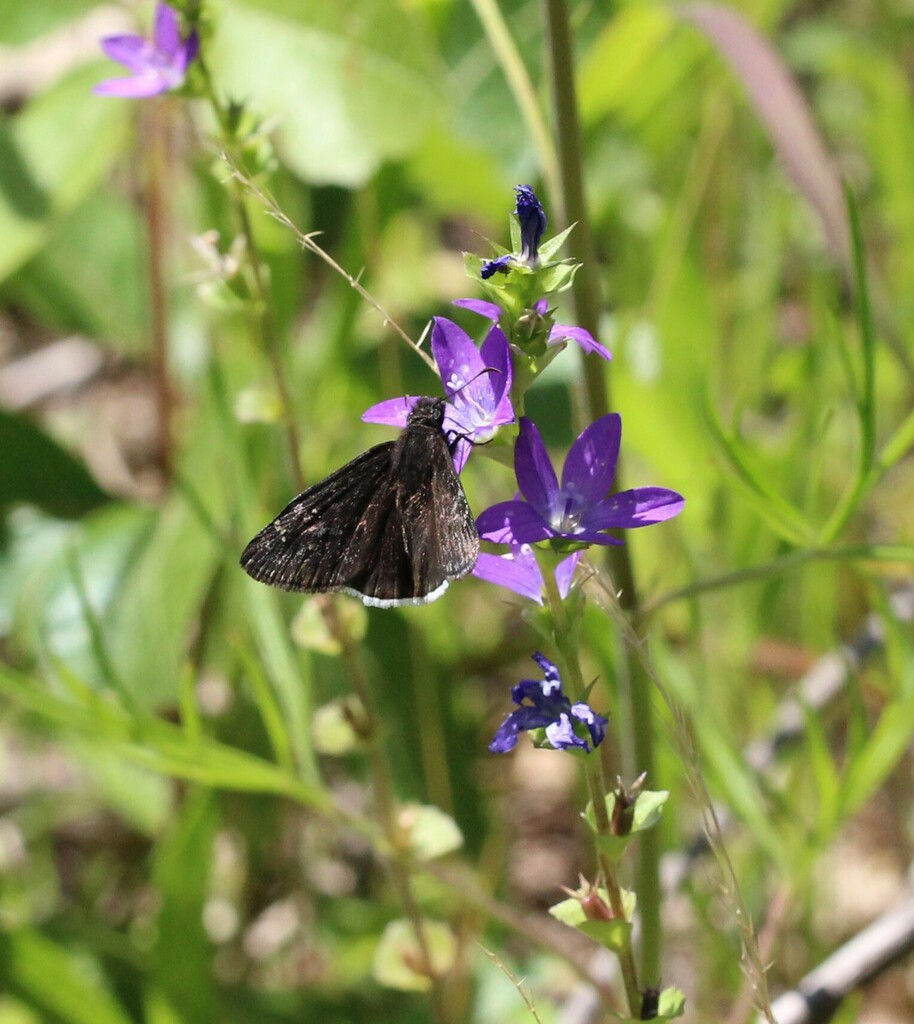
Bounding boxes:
550 482 586 533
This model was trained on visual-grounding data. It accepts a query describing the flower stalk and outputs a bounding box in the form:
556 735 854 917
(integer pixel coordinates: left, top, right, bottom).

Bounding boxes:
542 0 664 984
541 566 642 1015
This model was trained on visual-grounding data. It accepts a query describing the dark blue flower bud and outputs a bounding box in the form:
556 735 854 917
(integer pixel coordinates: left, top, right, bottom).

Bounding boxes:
514 185 547 265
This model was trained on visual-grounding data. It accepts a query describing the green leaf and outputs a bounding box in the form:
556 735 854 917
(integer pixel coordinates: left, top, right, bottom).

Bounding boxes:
399 803 464 860
0 409 109 518
372 919 456 992
0 930 132 1024
152 792 218 1022
0 63 128 282
0 0 97 44
7 188 148 355
0 663 330 809
588 789 669 861
548 888 637 953
212 0 445 186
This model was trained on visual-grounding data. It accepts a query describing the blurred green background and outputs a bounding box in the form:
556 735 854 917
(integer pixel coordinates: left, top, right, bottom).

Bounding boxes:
2 0 914 1021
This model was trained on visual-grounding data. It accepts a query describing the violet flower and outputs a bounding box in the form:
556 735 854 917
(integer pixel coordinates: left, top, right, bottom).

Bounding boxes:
476 415 684 547
94 2 199 98
362 317 514 471
453 297 612 362
472 544 581 605
481 184 547 279
489 653 607 753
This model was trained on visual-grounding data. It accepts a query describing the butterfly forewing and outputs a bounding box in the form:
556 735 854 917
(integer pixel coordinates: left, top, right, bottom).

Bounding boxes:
239 397 480 606
240 443 396 592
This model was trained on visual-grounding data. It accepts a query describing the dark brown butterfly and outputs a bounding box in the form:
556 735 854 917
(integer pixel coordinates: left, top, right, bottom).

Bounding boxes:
240 397 479 607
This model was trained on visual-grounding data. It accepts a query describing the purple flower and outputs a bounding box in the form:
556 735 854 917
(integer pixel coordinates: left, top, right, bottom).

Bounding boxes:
362 317 514 471
489 653 607 753
472 544 581 605
476 415 684 547
453 297 612 362
94 3 199 98
515 185 547 264
480 254 513 280
480 185 547 279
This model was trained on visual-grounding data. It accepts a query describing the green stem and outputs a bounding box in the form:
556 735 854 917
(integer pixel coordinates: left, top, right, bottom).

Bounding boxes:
542 0 661 985
542 569 641 1015
321 600 450 1024
197 60 305 491
470 0 561 202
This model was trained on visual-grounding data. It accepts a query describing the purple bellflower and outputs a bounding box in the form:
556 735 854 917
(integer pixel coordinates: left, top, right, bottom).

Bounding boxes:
94 2 199 98
362 317 514 471
453 297 612 362
481 185 547 279
472 544 581 605
489 653 607 753
476 415 684 547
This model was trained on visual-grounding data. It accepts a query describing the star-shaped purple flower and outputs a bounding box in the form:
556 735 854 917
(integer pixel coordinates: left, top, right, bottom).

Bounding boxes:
453 297 612 362
94 2 199 98
489 653 607 753
476 415 684 547
362 317 514 471
472 544 581 605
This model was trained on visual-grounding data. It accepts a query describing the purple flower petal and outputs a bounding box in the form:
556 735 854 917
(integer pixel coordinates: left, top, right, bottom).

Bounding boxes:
93 73 175 98
582 487 685 531
489 706 553 752
154 2 182 57
533 298 549 315
561 413 621 508
99 35 156 72
432 317 482 397
481 254 513 279
361 396 419 427
514 417 560 519
549 323 612 361
476 501 553 545
555 551 583 599
175 32 200 75
571 703 608 748
472 548 545 605
431 317 514 463
545 713 588 751
453 298 500 321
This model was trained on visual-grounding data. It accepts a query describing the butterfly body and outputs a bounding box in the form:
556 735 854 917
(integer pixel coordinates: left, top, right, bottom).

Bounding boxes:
240 397 479 607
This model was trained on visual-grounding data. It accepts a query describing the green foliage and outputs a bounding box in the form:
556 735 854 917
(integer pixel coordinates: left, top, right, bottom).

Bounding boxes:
2 1 914 1022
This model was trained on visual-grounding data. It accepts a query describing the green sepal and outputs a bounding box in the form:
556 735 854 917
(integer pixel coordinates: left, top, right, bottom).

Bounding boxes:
537 222 576 261
549 887 636 953
584 789 669 862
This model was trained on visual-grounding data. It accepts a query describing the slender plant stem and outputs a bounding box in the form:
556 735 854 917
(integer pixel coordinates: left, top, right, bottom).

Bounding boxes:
541 0 662 984
320 599 449 1024
197 60 305 490
542 570 641 1015
143 98 173 480
469 0 561 202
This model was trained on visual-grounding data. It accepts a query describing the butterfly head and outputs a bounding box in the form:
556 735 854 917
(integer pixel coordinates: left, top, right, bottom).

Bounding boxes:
407 396 446 430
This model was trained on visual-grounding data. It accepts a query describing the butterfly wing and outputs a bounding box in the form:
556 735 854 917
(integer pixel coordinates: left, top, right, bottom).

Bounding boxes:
240 412 479 607
239 443 396 593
